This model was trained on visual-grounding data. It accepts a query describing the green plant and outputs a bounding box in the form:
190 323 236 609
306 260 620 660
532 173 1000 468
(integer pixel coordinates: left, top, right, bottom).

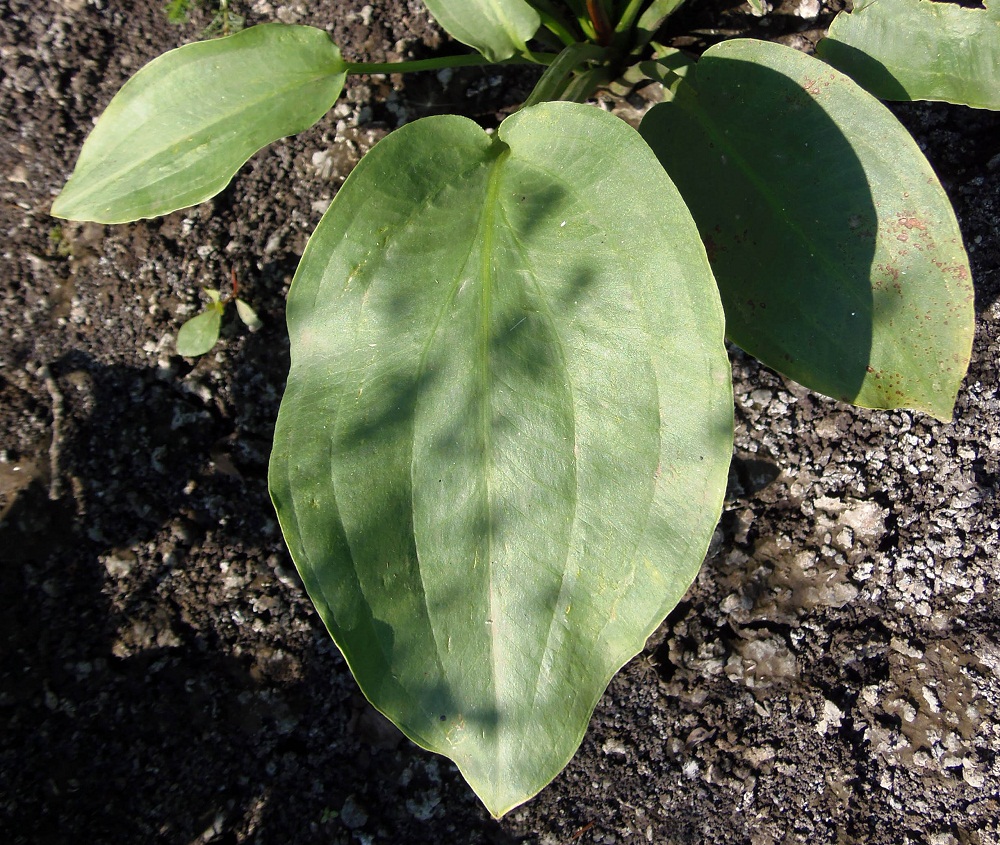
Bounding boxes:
164 0 197 25
47 225 73 258
164 0 244 35
176 270 262 357
51 0 995 817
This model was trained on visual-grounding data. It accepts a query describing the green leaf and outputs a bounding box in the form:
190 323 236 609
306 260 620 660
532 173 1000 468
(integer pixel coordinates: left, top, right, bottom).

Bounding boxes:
635 0 689 49
817 0 1000 110
176 306 222 356
235 298 262 330
269 102 732 816
52 24 346 224
422 0 541 61
164 0 194 25
640 39 974 421
522 42 605 107
639 48 695 100
617 0 684 53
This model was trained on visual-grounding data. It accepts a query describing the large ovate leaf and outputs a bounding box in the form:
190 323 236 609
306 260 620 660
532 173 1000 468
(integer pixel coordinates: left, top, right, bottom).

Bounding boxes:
269 102 732 816
640 39 974 420
52 24 346 223
423 0 540 61
817 0 1000 110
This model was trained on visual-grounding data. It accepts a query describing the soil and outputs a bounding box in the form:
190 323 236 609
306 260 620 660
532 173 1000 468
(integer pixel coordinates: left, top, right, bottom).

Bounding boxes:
1 1 998 843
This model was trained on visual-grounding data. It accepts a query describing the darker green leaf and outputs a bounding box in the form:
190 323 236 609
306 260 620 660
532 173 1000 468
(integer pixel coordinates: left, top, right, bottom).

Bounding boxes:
640 39 974 420
818 0 1000 110
423 0 541 61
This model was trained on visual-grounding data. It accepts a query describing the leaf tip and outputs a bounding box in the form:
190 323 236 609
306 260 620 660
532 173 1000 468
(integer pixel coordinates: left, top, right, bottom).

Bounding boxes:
50 189 78 222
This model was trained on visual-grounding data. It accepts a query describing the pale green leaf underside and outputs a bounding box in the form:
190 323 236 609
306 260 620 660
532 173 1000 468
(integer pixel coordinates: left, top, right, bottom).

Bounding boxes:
818 0 1000 110
423 0 540 61
640 39 974 420
52 24 346 223
235 298 262 330
269 102 732 816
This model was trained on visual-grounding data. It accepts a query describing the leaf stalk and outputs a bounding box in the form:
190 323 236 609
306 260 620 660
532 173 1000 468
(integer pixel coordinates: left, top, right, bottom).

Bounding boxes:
521 42 607 107
344 52 555 76
615 0 648 35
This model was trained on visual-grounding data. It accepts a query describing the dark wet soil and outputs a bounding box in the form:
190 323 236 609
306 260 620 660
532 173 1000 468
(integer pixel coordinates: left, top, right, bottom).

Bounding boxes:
2 1 998 843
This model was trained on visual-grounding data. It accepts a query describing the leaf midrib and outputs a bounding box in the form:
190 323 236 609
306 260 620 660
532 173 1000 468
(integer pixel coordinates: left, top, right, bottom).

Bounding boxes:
298 148 495 743
492 159 664 753
478 147 507 745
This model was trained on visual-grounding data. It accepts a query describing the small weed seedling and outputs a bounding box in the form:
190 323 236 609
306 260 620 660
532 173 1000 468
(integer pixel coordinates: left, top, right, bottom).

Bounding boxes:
164 0 244 35
176 267 261 357
52 0 997 816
